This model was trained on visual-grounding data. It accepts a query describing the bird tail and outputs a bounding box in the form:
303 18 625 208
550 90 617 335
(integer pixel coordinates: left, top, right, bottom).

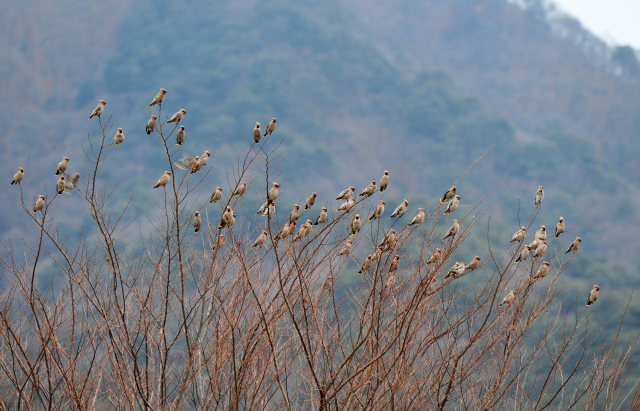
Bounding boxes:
498 303 503 307
440 198 445 204
586 302 591 307
305 205 309 210
10 181 14 185
195 229 199 233
565 250 570 254
153 185 159 189
357 270 363 274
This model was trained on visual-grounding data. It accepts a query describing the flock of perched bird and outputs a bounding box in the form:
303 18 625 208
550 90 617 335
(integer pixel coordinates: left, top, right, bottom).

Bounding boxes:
8 88 599 308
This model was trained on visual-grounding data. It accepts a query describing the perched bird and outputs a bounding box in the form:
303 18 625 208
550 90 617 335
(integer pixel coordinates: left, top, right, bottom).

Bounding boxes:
55 157 69 176
314 207 328 225
268 182 280 202
385 273 396 289
33 195 45 213
534 186 544 206
154 171 171 188
64 173 80 193
219 206 234 229
10 168 24 185
264 118 276 137
146 115 157 135
515 245 531 263
358 254 373 274
199 151 210 166
390 199 409 218
528 238 541 251
371 246 384 262
338 240 352 256
276 222 292 241
499 291 516 307
350 214 362 235
167 109 186 124
533 241 547 259
262 204 276 217
149 88 167 107
211 234 226 250
555 217 565 238
253 122 262 144
176 126 186 145
510 227 526 243
379 171 389 192
336 186 355 201
252 231 268 248
408 208 425 227
425 276 438 293
467 256 481 271
233 182 248 197
289 204 301 223
586 285 600 307
359 181 376 197
380 229 396 249
256 201 269 215
535 225 547 241
337 197 355 212
114 128 125 146
389 255 400 272
88 100 106 119
56 176 65 195
426 248 442 265
210 187 223 203
193 211 202 233
305 193 316 210
531 261 550 282
446 262 466 278
443 220 460 240
323 275 333 292
440 185 456 204
444 195 460 215
293 220 312 242
565 237 582 254
369 200 385 221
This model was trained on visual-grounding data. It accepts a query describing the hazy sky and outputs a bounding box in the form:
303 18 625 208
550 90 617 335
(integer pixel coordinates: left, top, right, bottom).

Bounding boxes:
554 0 640 48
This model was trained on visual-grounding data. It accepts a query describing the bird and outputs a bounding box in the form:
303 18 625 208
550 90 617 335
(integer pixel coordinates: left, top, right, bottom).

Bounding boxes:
64 173 80 193
425 276 438 293
33 195 45 213
371 246 384 262
262 204 276 218
586 285 599 307
146 115 157 135
55 157 69 176
467 256 481 271
167 109 186 124
174 155 200 172
359 181 376 197
336 186 355 201
555 217 565 238
379 171 389 192
440 185 456 204
337 197 355 212
233 182 248 197
390 199 409 218
443 220 460 240
535 225 547 241
389 255 400 272
190 156 204 174
268 182 280 202
380 229 396 249
10 168 24 185
338 240 352 256
510 227 526 243
533 241 547 259
444 195 460 215
264 118 276 137
446 262 466 278
199 151 210 166
289 204 300 223
149 88 167 107
256 201 269 215
350 214 362 235
358 255 373 274
369 200 385 221
210 187 222 203
154 171 171 188
531 262 550 282
88 100 106 119
528 238 541 251
176 126 186 145
114 128 125 146
515 245 531 263
565 237 581 254
193 211 202 233
252 231 268 248
219 206 234 229
408 208 425 227
293 220 312 242
305 193 316 210
314 207 328 225
499 291 516 307
275 222 291 241
426 248 442 265
56 176 65 195
534 186 544 206
211 234 226 250
250 122 261 145
323 276 333 292
385 273 396 289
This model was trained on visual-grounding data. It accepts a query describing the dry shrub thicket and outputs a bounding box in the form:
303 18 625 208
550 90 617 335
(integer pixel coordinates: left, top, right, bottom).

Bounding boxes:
1 104 640 410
